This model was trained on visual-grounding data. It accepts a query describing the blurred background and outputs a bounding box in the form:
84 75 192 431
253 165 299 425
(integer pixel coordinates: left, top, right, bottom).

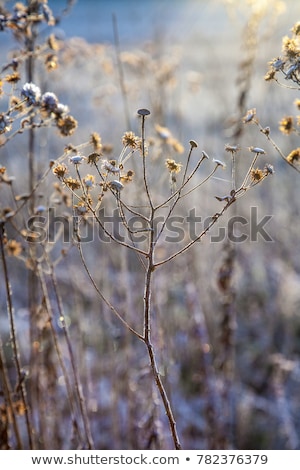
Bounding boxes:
1 0 300 450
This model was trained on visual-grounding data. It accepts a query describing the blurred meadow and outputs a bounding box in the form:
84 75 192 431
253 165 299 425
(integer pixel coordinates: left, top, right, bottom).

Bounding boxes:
1 0 300 450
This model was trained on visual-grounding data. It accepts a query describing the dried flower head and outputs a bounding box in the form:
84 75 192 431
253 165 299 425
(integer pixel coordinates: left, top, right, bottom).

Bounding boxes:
264 69 276 81
250 168 264 182
109 180 124 192
225 144 240 153
279 116 294 134
189 140 198 148
41 92 58 114
87 152 101 165
21 82 41 105
55 103 69 117
264 164 275 175
52 163 68 178
45 54 58 71
260 126 270 136
0 114 12 134
5 72 20 83
120 169 134 183
213 158 226 169
169 138 184 154
165 158 182 173
122 131 139 149
249 146 266 155
83 174 95 188
63 177 81 191
155 124 171 140
56 115 78 136
90 132 102 152
282 36 299 59
286 148 300 164
6 239 22 257
294 99 300 110
242 108 256 123
101 159 120 174
69 155 85 165
137 108 150 116
48 34 60 51
292 22 300 36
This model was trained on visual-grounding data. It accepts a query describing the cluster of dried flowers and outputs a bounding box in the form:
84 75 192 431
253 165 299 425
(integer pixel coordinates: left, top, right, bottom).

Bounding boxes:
264 21 300 170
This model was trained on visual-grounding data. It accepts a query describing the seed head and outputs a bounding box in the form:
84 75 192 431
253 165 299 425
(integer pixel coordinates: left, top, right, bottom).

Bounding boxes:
6 239 22 257
90 132 102 152
286 148 300 164
137 108 150 116
69 155 85 165
165 158 182 173
53 163 68 178
109 180 124 192
21 82 41 105
242 108 256 123
56 115 78 136
279 116 294 135
250 168 264 182
225 144 240 154
189 140 198 148
249 146 266 155
41 92 58 114
83 174 95 188
264 164 275 175
122 131 139 149
63 177 81 190
213 158 226 169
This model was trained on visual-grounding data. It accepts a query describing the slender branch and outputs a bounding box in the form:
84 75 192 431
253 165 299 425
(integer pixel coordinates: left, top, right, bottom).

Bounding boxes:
0 222 34 449
77 242 144 341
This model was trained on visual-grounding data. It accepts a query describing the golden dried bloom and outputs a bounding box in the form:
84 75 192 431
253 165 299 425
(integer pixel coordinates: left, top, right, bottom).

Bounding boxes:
279 116 294 135
120 169 134 183
6 239 22 257
5 72 21 83
264 69 276 81
169 137 184 154
53 163 68 178
90 132 102 152
10 95 23 112
282 36 299 59
294 99 300 110
56 115 78 137
63 177 81 190
286 148 300 164
292 22 300 36
250 168 264 182
47 34 60 51
122 131 138 149
165 158 182 173
45 54 58 71
0 165 6 174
